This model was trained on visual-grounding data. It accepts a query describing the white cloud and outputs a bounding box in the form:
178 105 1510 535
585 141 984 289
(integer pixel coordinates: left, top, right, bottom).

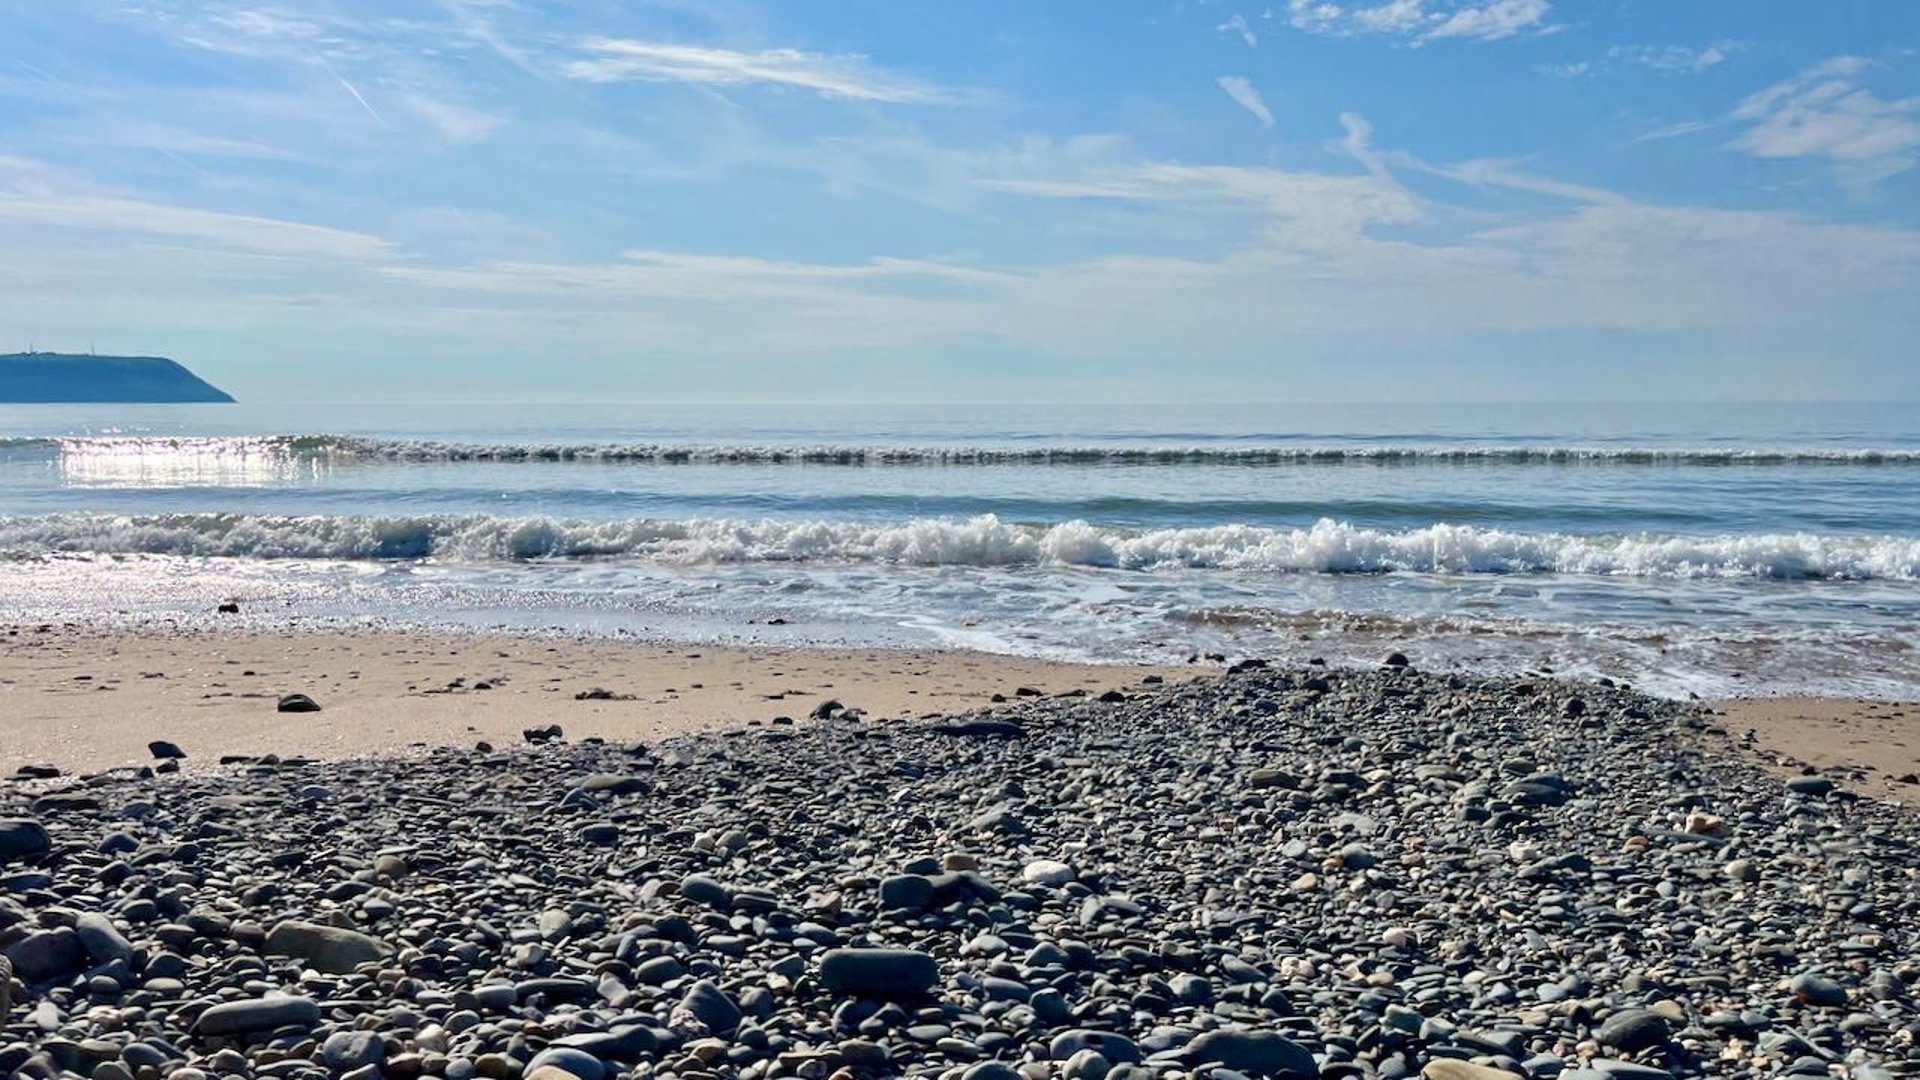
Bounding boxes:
560 38 960 104
113 3 510 154
403 95 506 145
84 123 298 161
1536 61 1589 79
383 250 1010 301
1422 0 1551 42
1216 76 1275 127
0 192 391 259
1633 120 1713 143
1419 157 1626 204
6 128 1918 401
1286 0 1551 43
1733 57 1920 183
1218 13 1260 47
1609 42 1743 74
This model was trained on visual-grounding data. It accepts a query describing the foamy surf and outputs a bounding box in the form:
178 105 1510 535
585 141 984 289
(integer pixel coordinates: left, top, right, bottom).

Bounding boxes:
2 402 1914 700
1 512 1915 580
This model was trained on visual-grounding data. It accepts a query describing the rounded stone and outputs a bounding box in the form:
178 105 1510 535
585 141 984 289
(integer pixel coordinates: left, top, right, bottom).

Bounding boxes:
819 948 939 998
1596 1009 1672 1053
525 1047 607 1080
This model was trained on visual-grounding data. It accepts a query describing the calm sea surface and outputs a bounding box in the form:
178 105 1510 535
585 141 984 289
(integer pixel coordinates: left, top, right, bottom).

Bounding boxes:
1 401 1915 698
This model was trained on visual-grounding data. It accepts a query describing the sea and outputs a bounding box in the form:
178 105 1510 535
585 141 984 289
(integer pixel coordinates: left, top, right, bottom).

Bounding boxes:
1 401 1915 700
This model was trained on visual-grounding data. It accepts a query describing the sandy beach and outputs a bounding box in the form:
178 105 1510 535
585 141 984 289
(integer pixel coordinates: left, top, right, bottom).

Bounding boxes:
1712 695 1920 794
0 623 1192 774
5 622 1916 801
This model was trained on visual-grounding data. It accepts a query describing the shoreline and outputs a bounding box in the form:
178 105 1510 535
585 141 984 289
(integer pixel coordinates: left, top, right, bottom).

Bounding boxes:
0 621 1913 796
0 622 1194 775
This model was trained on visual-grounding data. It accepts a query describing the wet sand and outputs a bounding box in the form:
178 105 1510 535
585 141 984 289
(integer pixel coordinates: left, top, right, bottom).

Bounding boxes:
0 623 1191 774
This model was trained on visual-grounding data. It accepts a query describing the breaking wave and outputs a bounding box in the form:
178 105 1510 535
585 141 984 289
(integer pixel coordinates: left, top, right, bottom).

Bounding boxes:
1 512 1915 580
5 435 1920 467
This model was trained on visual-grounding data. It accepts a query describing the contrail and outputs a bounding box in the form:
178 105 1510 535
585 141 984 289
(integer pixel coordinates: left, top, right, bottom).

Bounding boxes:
316 55 388 128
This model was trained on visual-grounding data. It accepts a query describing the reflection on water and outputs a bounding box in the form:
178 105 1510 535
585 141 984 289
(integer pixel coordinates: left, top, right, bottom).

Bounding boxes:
53 438 333 489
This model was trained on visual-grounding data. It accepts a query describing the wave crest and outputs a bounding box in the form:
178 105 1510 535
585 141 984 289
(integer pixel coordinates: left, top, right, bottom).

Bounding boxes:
1 512 1915 580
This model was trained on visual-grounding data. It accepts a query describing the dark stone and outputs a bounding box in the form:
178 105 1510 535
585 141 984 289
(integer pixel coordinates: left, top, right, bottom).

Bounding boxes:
678 873 733 910
932 720 1026 737
527 1047 605 1080
579 773 648 795
5 927 87 981
276 693 321 713
1787 775 1836 796
676 979 742 1035
1050 1031 1143 1064
1181 1030 1318 1078
322 1031 386 1070
31 792 99 813
147 740 186 759
879 874 937 910
516 977 595 1002
1597 1008 1672 1053
193 996 321 1035
819 948 939 998
1790 972 1848 1008
73 913 133 965
263 919 387 973
553 1024 660 1060
0 819 51 861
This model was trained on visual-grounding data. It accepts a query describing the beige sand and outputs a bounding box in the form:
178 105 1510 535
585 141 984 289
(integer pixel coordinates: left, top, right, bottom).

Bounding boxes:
1709 696 1920 795
0 624 1194 774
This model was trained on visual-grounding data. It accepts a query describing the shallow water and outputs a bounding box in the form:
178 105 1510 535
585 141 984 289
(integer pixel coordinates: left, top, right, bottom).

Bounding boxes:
1 401 1915 698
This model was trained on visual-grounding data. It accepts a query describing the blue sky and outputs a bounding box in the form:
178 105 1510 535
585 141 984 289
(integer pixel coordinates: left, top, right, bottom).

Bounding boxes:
2 0 1917 402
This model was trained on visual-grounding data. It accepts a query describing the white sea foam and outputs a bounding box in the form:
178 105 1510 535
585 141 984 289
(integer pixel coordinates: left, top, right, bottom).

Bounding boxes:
2 512 1916 580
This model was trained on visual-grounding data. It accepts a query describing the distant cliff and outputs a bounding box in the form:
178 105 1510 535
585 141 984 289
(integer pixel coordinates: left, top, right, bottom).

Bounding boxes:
0 353 235 403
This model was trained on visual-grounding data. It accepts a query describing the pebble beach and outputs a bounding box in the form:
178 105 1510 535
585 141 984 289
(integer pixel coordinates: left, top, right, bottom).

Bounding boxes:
5 658 1918 1080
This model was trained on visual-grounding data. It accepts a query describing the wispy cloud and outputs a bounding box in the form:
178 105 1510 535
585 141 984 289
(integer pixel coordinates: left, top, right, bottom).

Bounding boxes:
113 3 507 152
560 38 961 104
1609 41 1744 74
1634 120 1714 143
403 95 506 145
1337 112 1404 193
1420 157 1627 204
1218 13 1260 48
1536 61 1589 79
83 124 299 161
1286 0 1552 44
1216 76 1275 127
383 250 1009 303
1733 56 1920 184
0 190 390 259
